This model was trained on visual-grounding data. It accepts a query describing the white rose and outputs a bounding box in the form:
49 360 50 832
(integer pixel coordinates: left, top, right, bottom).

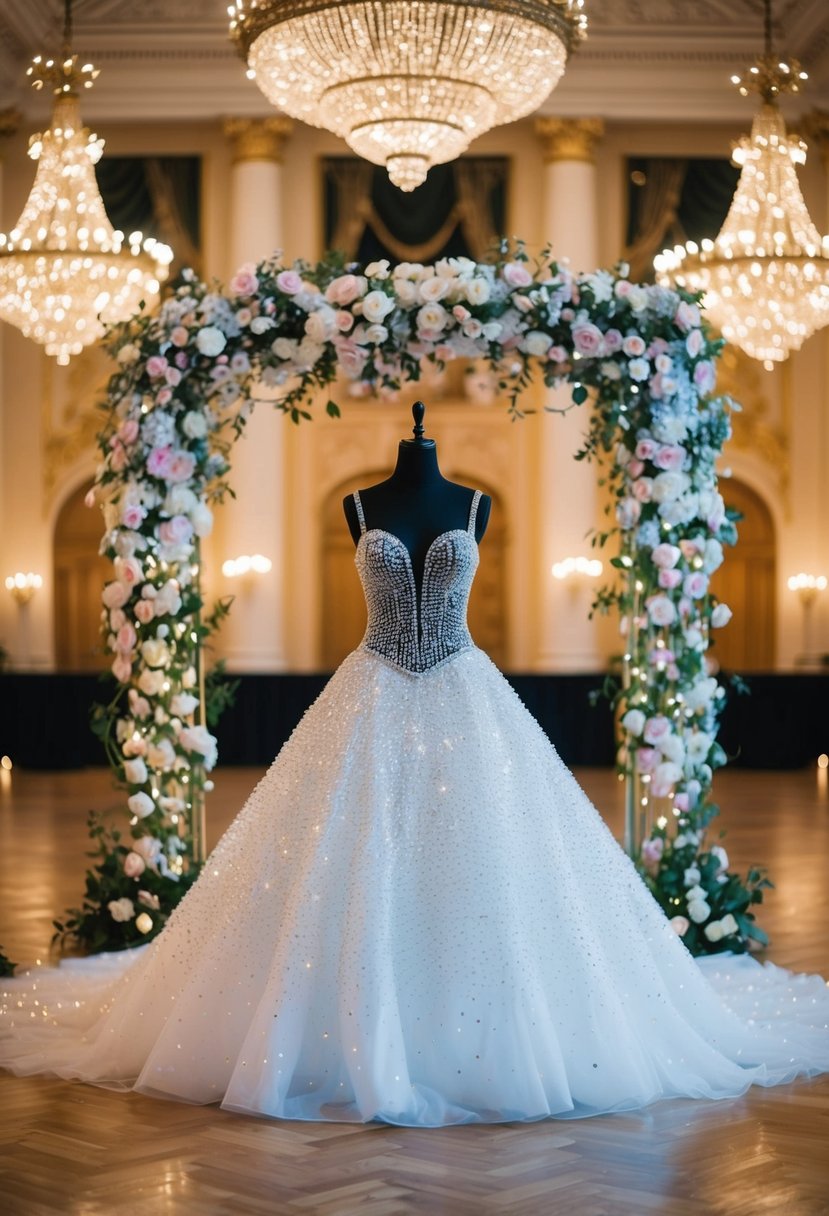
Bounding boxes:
154 581 182 616
164 485 197 516
195 326 227 357
182 411 208 440
710 844 729 874
465 278 491 306
686 731 713 763
703 919 724 942
272 336 297 360
304 308 336 343
719 913 738 936
394 279 418 306
137 668 165 696
250 316 276 334
417 303 448 333
622 708 646 736
141 639 170 668
127 791 155 819
365 259 390 279
108 897 135 922
117 343 140 366
135 912 154 934
660 733 685 764
190 501 213 538
147 739 176 770
654 760 682 785
178 724 218 770
417 275 449 303
651 471 690 504
627 285 648 311
703 538 724 573
182 666 197 689
711 603 733 628
124 757 148 785
684 866 701 887
685 676 718 711
687 898 711 924
364 323 388 345
361 290 396 323
171 692 199 717
521 331 554 357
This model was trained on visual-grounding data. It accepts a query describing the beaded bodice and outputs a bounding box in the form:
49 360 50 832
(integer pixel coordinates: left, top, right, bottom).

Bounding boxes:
353 489 482 675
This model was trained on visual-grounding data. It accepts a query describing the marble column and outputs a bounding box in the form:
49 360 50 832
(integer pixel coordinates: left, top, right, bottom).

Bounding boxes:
218 117 292 671
534 118 605 671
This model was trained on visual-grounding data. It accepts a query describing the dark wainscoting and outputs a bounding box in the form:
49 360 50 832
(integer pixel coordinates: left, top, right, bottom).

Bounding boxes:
0 671 826 772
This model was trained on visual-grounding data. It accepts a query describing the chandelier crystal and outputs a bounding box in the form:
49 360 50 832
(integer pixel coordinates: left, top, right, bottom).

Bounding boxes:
655 2 829 370
0 4 172 365
229 1 587 191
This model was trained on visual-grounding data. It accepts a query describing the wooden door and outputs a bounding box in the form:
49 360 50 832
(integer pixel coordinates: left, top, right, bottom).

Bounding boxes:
53 484 111 671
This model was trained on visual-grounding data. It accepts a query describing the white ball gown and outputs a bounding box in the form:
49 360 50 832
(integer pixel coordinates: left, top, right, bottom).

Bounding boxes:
1 489 828 1126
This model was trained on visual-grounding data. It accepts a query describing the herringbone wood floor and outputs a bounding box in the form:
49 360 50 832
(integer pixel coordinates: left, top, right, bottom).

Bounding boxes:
0 766 827 1216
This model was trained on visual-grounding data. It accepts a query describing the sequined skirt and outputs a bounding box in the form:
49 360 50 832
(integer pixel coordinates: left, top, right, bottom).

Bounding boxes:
1 647 828 1125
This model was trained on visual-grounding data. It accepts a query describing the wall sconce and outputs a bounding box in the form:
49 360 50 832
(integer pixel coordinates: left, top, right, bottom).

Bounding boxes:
552 556 603 580
222 554 272 579
787 572 827 664
5 572 43 604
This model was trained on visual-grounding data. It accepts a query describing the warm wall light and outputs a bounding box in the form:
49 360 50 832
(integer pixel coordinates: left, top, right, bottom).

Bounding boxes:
788 572 827 664
222 554 273 578
552 556 603 580
5 572 43 604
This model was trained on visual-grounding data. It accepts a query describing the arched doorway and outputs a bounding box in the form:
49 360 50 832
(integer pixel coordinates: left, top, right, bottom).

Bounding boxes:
53 483 111 671
321 475 508 669
709 478 776 672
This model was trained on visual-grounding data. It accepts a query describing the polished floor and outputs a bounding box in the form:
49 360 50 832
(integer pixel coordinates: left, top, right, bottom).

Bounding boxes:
0 764 827 1215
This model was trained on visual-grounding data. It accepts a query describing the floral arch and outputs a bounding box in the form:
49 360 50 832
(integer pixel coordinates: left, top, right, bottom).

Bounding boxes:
61 242 770 958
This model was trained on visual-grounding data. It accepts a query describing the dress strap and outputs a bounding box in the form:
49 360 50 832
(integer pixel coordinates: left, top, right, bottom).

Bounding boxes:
353 490 367 535
467 489 483 536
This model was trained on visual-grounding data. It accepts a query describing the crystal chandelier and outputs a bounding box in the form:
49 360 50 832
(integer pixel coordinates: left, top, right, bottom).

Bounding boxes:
0 1 172 365
229 1 587 191
655 0 829 370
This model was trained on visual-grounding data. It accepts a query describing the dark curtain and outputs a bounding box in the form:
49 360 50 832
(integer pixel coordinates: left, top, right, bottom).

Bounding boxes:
626 157 740 280
95 156 202 274
324 157 507 263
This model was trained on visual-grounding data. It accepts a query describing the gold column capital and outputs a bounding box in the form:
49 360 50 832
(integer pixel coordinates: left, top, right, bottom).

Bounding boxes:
223 116 293 164
535 117 604 164
803 108 829 167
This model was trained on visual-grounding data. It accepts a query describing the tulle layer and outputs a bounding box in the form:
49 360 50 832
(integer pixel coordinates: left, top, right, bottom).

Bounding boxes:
2 649 828 1126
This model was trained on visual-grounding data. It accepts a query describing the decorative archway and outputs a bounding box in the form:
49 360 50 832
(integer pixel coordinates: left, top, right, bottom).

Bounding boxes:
54 481 111 671
69 244 769 959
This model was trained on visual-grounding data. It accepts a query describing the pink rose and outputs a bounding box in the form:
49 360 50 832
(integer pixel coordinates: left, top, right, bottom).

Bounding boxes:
102 581 130 609
648 337 669 357
116 622 137 653
166 452 196 484
673 792 690 813
334 310 354 332
502 261 532 288
686 328 703 358
110 608 126 632
165 366 182 387
334 338 369 378
635 438 657 461
679 539 702 561
675 301 701 332
636 748 660 773
683 572 709 599
641 837 664 870
147 446 174 479
121 503 145 529
548 345 569 364
658 568 682 590
84 487 96 508
118 419 139 445
156 388 173 407
643 715 671 746
170 325 189 347
654 445 685 472
229 264 259 296
110 441 127 472
622 334 646 357
647 594 677 626
145 355 168 379
670 915 690 937
572 322 604 356
124 851 146 878
174 351 189 370
603 328 623 352
159 514 194 546
632 478 653 502
115 556 143 586
111 654 132 682
325 273 366 306
276 270 303 295
616 497 641 528
627 459 644 478
134 599 155 625
693 360 716 395
128 689 151 718
652 543 681 569
452 304 471 321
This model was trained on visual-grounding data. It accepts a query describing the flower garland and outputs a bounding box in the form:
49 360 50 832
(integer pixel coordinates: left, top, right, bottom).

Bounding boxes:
73 242 767 957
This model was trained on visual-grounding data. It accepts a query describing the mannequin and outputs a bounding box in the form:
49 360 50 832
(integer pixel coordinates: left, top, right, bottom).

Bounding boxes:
343 402 492 592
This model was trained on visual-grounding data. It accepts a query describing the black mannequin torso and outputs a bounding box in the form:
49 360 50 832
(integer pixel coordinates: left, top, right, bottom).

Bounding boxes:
343 402 491 595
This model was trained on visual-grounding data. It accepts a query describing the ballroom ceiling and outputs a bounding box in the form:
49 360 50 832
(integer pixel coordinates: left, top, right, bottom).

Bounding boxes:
1 0 828 127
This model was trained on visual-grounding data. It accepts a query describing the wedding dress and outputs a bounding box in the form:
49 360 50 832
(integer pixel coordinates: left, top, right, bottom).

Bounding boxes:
1 490 828 1126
